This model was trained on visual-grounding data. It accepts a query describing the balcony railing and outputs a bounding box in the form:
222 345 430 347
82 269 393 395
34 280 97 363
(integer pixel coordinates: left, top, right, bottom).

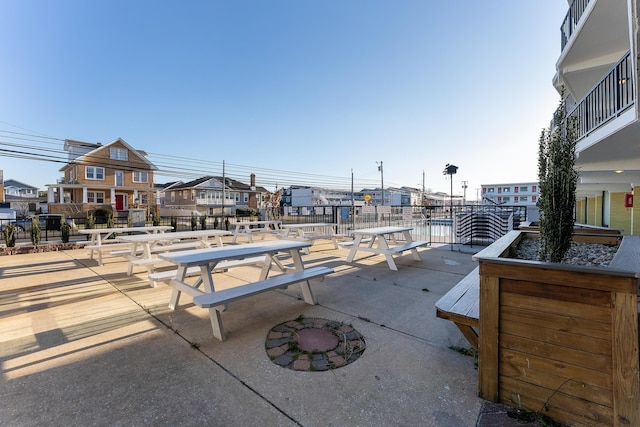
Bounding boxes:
567 51 634 141
560 0 591 50
196 198 236 206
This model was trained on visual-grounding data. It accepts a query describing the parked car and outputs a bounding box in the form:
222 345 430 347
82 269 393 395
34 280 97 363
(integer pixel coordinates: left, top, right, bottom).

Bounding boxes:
1 215 78 232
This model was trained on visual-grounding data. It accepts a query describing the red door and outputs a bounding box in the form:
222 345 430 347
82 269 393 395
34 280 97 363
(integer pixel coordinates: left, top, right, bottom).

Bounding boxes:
115 194 125 211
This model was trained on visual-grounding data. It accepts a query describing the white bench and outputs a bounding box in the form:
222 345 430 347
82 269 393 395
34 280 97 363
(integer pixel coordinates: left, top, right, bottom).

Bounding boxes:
338 237 372 247
85 242 135 266
388 240 430 254
190 266 333 340
147 256 267 287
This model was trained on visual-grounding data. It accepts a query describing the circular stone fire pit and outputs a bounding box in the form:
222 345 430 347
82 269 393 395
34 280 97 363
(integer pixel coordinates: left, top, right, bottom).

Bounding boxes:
265 316 365 371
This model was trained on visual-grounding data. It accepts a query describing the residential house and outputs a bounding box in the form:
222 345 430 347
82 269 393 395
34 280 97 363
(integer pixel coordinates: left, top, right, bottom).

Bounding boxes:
161 175 270 216
46 138 158 217
4 179 38 198
555 0 640 233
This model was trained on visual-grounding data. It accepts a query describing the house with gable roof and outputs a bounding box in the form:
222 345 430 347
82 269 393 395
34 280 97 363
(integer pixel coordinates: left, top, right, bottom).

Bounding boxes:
162 174 270 216
46 138 158 217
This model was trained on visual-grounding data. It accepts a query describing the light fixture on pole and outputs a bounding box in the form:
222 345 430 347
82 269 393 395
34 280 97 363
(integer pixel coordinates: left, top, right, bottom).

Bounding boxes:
376 161 384 205
443 164 458 250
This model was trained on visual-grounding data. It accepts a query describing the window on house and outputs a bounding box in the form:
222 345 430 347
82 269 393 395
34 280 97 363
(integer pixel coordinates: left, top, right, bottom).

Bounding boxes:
532 195 537 203
87 191 105 203
183 190 188 199
520 186 528 192
520 196 528 202
110 147 128 161
139 193 148 205
133 171 148 183
191 191 194 201
487 188 494 193
503 187 510 192
171 192 175 202
86 166 105 180
244 194 248 203
502 196 510 202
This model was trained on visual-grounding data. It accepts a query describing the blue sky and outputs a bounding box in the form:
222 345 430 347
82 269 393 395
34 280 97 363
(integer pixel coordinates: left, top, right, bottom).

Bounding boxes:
0 1 567 197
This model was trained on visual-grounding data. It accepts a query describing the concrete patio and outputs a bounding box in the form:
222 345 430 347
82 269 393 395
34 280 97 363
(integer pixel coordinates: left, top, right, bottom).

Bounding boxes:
0 238 536 426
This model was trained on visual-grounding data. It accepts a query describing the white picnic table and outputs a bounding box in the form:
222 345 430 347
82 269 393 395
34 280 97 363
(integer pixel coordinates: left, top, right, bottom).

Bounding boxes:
117 229 232 275
280 223 341 251
345 226 429 271
79 225 173 265
158 239 333 340
231 220 283 243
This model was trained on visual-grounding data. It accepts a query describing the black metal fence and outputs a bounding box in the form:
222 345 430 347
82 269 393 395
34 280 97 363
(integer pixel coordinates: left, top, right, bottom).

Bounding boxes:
1 204 528 245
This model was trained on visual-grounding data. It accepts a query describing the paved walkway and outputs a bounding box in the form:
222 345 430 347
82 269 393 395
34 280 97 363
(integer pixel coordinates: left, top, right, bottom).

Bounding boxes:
0 238 542 426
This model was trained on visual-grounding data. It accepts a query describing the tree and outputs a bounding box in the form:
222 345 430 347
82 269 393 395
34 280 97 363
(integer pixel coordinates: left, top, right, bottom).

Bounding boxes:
537 94 579 262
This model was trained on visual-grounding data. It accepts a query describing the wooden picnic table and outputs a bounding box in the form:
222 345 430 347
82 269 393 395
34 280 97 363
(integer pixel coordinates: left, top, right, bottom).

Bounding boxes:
158 239 333 340
345 226 429 271
79 225 173 265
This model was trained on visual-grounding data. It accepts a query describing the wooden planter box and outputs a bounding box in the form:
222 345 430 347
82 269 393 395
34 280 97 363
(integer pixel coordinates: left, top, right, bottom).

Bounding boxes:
473 231 639 427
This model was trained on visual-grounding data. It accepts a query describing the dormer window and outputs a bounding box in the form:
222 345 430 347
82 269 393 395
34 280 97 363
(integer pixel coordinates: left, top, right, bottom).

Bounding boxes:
110 147 128 161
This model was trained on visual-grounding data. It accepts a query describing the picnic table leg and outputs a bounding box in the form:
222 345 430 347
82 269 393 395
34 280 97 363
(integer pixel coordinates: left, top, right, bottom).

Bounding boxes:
376 237 398 271
403 230 422 261
346 235 364 262
289 249 316 305
197 265 226 340
168 265 188 310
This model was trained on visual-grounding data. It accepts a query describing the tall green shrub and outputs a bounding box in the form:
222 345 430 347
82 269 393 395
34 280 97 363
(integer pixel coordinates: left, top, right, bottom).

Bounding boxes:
537 95 579 262
3 224 16 247
106 212 116 239
30 217 41 246
85 213 95 241
190 213 198 231
60 215 71 243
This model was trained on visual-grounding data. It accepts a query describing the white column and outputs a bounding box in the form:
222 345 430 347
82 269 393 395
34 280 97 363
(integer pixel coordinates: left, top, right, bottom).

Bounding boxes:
83 187 88 203
47 187 55 203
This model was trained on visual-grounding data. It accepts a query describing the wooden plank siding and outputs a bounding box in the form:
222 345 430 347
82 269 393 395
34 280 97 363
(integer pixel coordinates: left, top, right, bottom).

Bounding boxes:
476 237 639 427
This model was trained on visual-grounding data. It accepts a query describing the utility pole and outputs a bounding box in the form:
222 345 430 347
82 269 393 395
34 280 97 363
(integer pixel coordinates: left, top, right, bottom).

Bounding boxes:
377 161 384 205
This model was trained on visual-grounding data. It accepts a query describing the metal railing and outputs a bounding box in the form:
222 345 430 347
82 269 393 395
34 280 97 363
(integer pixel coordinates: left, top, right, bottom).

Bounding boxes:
561 0 591 50
567 51 634 141
1 205 528 246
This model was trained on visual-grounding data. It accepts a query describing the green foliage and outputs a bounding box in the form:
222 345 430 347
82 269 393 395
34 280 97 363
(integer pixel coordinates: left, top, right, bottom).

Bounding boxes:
60 215 71 243
150 206 160 226
85 213 95 241
3 223 16 247
170 216 177 232
236 207 259 217
537 94 578 263
200 215 207 230
213 217 219 230
30 216 41 246
224 217 230 231
106 212 116 239
190 213 198 231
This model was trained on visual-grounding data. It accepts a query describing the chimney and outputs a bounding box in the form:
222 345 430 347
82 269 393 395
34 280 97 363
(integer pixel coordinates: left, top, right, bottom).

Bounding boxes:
248 174 257 209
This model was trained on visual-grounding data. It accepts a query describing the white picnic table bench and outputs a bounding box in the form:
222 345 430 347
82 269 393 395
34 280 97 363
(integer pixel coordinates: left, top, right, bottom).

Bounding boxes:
230 220 283 243
158 240 333 341
279 223 342 252
79 225 173 265
344 226 429 271
116 229 232 276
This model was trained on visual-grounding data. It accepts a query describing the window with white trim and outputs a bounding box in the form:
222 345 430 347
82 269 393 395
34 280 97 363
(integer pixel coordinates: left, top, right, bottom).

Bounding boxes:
133 171 148 183
86 166 105 180
139 193 148 205
87 191 105 203
110 147 128 161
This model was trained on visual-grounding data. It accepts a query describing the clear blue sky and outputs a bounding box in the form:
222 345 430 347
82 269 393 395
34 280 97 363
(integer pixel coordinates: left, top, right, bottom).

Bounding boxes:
0 0 567 197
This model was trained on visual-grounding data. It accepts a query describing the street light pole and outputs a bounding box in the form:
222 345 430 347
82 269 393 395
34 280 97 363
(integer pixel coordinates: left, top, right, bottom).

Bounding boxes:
377 161 384 205
443 164 458 250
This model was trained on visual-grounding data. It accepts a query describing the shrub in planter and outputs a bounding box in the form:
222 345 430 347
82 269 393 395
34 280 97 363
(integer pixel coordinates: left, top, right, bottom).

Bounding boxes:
60 215 71 243
537 94 578 262
3 223 16 247
30 217 41 246
170 216 177 232
200 215 207 230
